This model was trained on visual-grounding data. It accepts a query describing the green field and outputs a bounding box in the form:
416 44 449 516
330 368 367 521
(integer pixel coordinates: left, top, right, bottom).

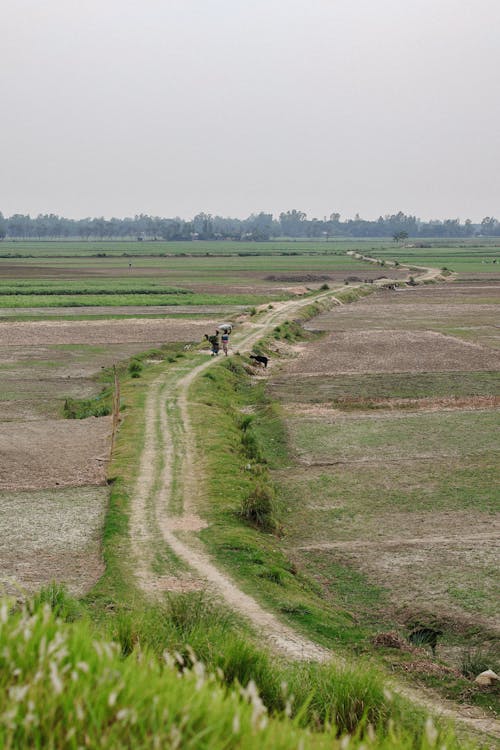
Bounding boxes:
0 245 383 308
360 243 500 275
0 239 391 258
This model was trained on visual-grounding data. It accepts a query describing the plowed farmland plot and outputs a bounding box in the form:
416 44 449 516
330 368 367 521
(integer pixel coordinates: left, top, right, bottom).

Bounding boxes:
268 280 500 657
307 282 500 349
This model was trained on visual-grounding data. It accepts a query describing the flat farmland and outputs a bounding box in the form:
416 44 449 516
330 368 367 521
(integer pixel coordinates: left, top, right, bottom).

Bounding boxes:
0 251 397 309
0 311 226 596
0 244 377 599
305 281 500 351
358 242 500 279
0 239 391 258
267 279 500 651
277 330 500 375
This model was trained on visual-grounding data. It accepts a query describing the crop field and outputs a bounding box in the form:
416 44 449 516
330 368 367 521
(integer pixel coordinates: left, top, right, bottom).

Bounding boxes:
0 250 398 309
0 238 391 258
2 240 499 743
267 277 500 658
359 243 500 278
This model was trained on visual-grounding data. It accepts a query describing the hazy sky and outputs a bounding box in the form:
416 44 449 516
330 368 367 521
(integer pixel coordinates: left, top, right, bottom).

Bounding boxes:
2 0 500 221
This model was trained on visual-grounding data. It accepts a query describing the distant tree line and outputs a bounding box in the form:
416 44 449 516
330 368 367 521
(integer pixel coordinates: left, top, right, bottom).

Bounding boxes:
0 209 499 241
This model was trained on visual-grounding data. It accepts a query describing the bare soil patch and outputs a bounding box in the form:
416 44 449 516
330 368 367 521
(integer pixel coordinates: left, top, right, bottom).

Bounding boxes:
311 301 500 333
0 485 107 597
0 318 220 346
282 330 500 375
0 417 111 491
0 304 244 318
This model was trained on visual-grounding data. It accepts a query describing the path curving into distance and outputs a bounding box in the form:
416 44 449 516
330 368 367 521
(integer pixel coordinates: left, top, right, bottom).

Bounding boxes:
130 289 338 661
127 272 499 740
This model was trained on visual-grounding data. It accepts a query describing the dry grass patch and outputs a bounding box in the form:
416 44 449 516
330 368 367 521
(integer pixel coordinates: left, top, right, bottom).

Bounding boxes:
0 485 107 597
286 409 500 464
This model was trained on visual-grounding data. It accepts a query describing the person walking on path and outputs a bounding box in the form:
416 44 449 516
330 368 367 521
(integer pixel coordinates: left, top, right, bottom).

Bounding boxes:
205 330 220 356
221 328 230 356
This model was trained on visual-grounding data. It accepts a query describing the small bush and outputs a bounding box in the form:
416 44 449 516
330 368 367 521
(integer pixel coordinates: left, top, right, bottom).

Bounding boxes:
259 567 285 586
239 483 278 531
128 359 143 378
239 414 253 431
319 283 330 290
241 429 262 461
63 395 111 419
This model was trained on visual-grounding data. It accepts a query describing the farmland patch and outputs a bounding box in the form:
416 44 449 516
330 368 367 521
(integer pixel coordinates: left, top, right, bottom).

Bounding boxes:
280 330 500 375
0 417 111 491
286 410 499 464
269 371 500 404
0 318 220 347
264 279 500 648
0 485 106 596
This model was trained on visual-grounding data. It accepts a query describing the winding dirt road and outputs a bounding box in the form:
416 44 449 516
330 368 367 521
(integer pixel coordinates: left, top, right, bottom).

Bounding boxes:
127 279 499 740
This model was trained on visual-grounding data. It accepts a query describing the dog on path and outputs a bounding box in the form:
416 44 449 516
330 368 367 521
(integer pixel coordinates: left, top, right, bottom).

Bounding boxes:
249 354 268 368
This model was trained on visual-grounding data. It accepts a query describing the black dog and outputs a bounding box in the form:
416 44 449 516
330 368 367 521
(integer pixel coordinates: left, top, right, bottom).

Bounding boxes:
249 354 268 368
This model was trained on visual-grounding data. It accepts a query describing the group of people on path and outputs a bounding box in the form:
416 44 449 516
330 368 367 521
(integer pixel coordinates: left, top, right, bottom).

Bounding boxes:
205 326 230 356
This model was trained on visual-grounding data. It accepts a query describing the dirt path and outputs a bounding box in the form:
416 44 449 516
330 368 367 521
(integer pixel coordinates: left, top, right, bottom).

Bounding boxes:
346 251 454 284
127 280 499 740
129 289 337 660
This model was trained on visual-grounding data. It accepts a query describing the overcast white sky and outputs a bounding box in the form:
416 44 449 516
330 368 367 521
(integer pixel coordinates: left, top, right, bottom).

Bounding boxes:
1 0 499 221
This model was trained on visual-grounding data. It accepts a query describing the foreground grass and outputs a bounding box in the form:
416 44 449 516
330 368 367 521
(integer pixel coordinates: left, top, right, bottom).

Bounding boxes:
0 596 472 750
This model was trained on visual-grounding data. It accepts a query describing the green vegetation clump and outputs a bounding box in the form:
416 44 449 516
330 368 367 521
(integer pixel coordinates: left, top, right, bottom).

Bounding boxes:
273 320 306 342
128 358 143 378
63 391 111 418
0 596 468 749
239 483 279 532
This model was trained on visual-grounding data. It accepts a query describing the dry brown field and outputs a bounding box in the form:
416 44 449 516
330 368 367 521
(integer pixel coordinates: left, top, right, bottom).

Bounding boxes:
280 330 500 375
0 317 220 346
268 279 500 653
0 313 223 595
0 486 106 597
